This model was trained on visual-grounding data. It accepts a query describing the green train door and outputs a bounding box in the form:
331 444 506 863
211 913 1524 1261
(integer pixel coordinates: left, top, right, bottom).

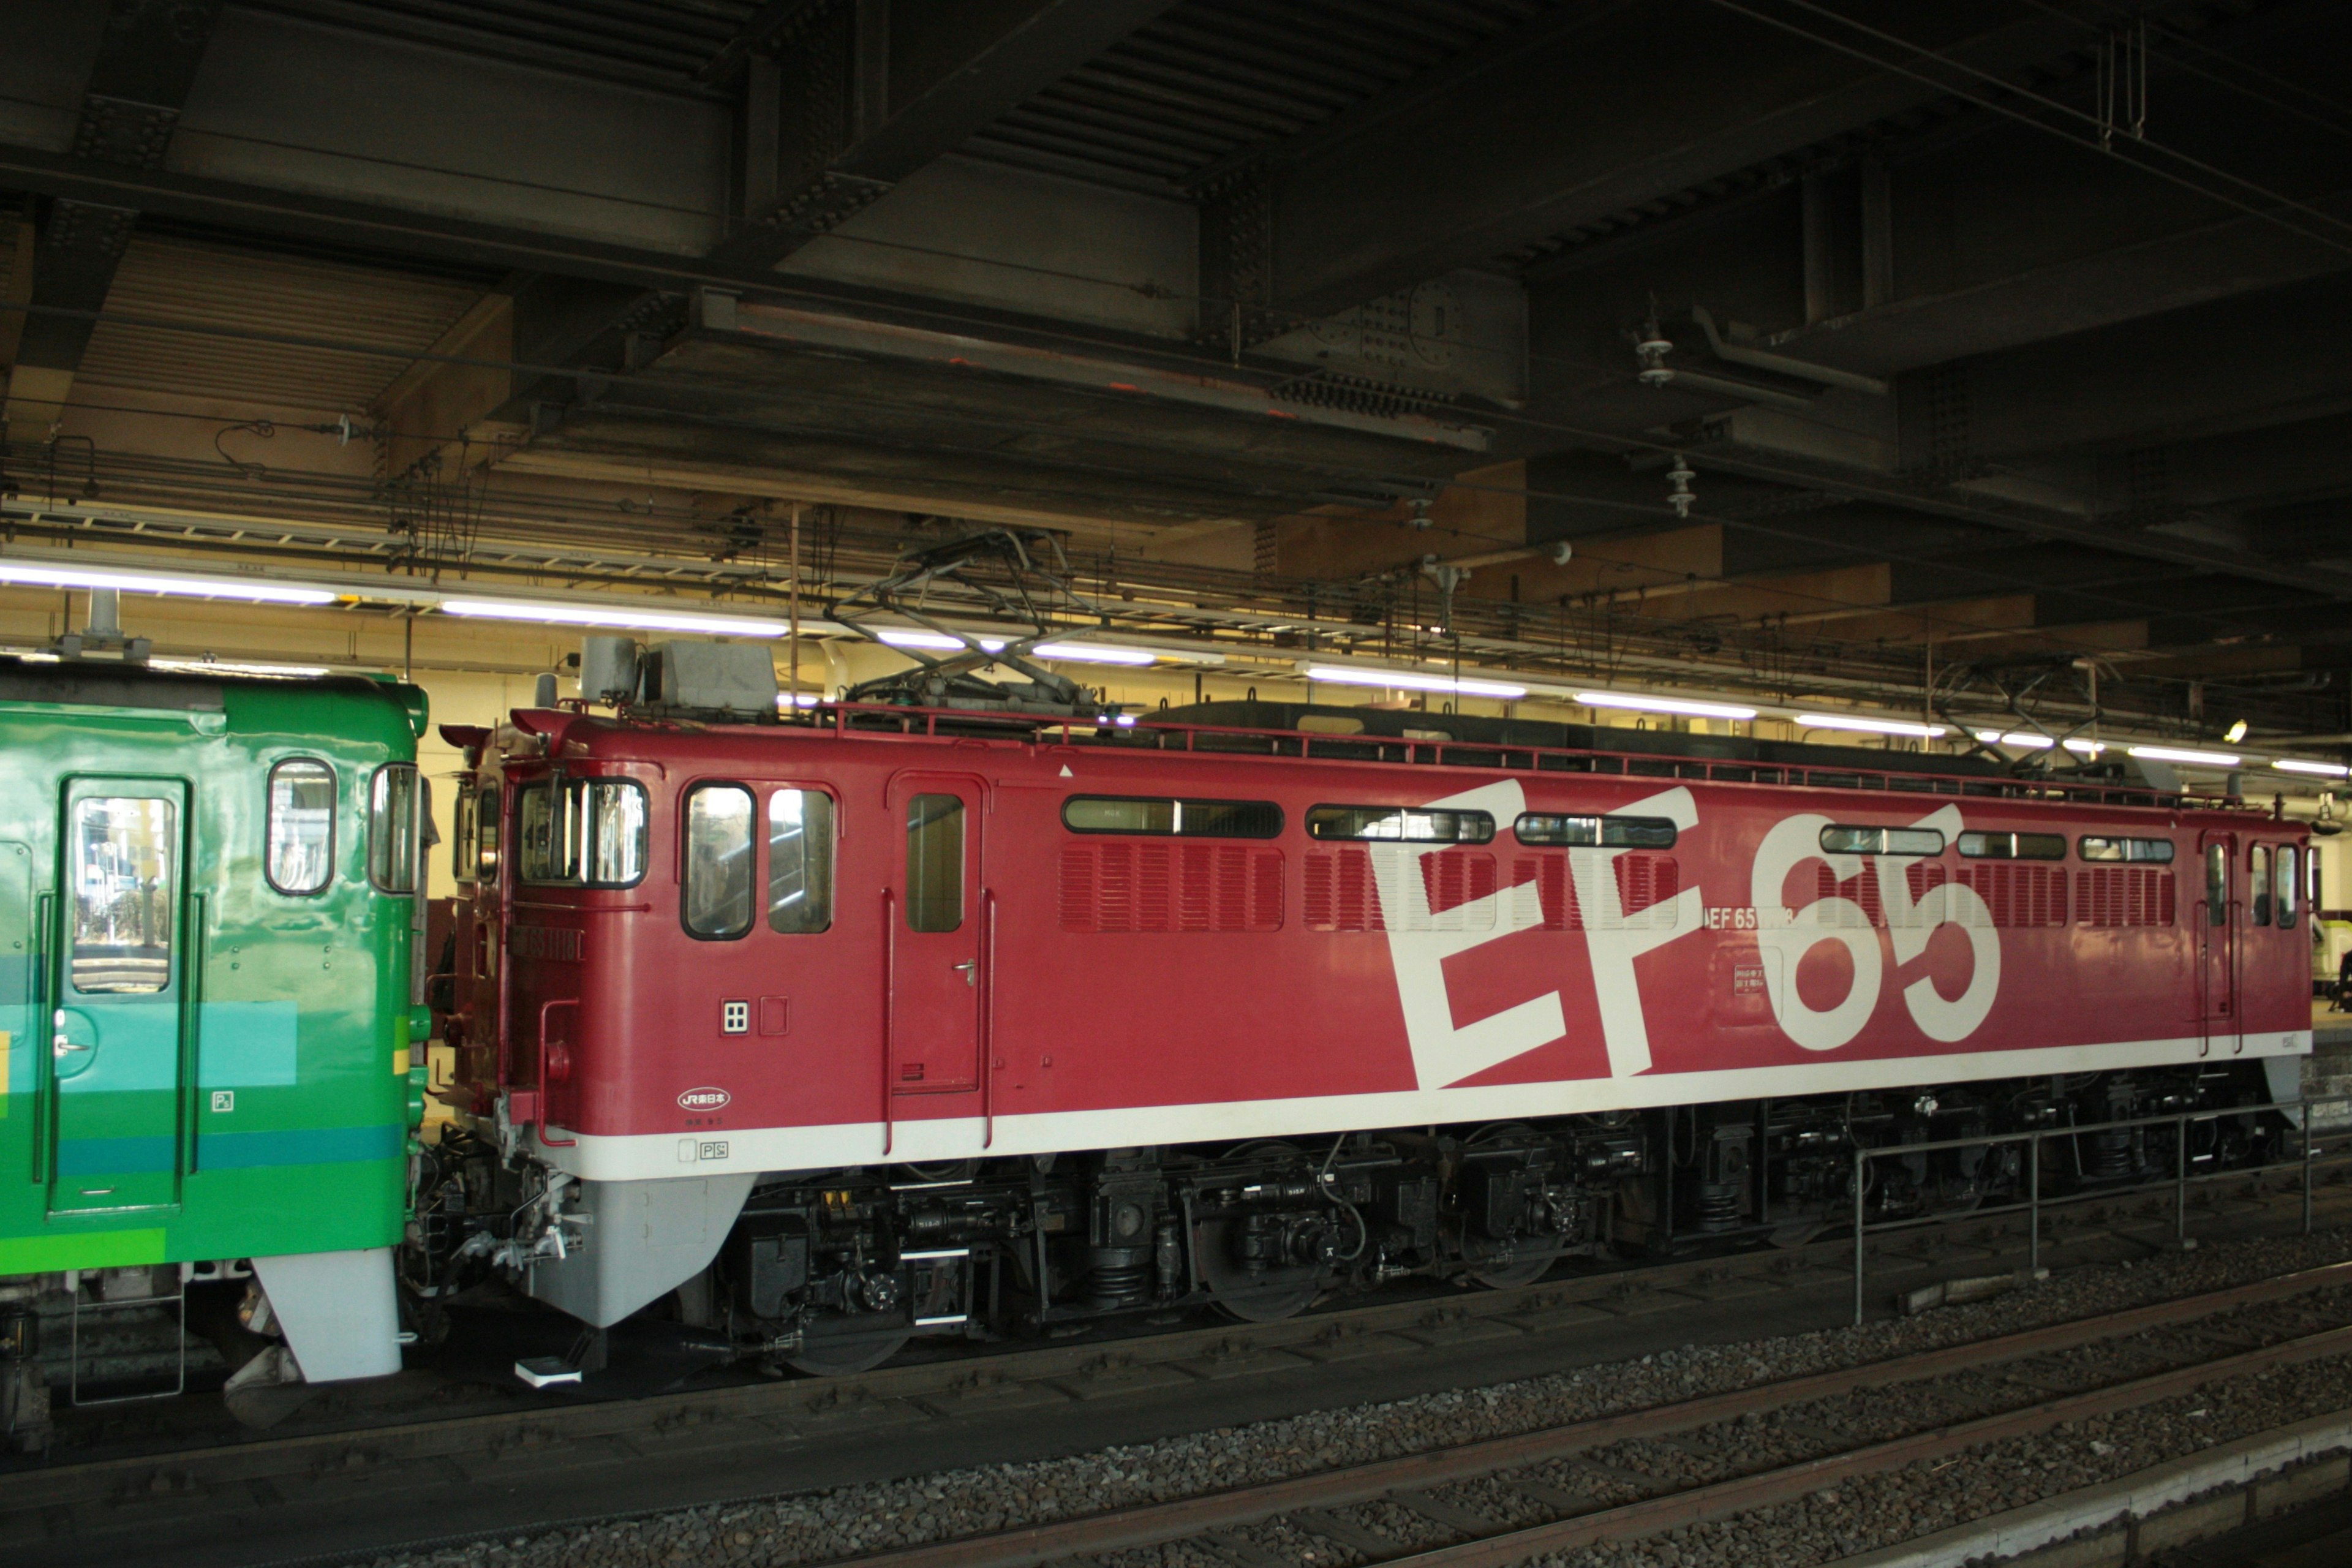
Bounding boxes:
50 780 188 1213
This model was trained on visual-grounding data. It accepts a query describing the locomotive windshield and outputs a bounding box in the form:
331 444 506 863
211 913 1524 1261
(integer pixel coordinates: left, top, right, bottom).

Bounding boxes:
517 778 648 888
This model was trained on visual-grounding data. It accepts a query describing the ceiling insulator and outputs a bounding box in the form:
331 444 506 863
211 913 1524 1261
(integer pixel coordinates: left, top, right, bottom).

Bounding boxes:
1665 457 1696 518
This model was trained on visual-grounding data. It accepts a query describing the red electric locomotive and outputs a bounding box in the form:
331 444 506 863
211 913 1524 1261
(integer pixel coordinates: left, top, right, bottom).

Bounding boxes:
416 655 2309 1374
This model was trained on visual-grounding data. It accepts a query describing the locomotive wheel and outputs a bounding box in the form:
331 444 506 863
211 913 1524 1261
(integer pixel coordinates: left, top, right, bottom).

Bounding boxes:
1456 1235 1556 1291
1196 1140 1329 1322
1195 1217 1322 1322
783 1321 912 1377
1455 1121 1561 1289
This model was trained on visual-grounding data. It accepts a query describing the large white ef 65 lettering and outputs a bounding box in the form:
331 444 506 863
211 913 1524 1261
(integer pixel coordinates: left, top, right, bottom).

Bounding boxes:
1750 803 1997 1051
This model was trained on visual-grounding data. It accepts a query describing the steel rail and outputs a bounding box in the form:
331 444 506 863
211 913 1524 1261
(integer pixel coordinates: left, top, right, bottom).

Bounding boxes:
761 1259 2352 1568
1375 1322 2352 1568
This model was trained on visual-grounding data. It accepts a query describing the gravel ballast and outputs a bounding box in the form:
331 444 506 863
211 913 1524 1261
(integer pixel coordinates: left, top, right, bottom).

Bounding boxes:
346 1224 2352 1568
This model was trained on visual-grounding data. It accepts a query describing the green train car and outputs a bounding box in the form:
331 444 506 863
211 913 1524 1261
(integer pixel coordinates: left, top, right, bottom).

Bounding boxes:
0 658 428 1444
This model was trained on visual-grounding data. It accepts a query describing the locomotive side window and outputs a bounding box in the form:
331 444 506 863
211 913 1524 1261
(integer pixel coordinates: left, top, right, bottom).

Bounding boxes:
2079 835 2173 862
1820 824 1943 856
2206 842 2227 925
70 797 176 994
518 780 648 888
265 758 336 895
1062 796 1283 839
477 780 501 883
768 788 834 933
1956 831 2066 861
1514 813 1677 849
683 785 756 940
906 793 964 932
451 780 478 885
2250 845 2272 926
2279 846 2300 927
369 764 421 894
1308 805 1494 843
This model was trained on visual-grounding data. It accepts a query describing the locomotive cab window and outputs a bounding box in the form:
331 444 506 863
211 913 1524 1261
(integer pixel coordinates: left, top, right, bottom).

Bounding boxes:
768 788 834 933
1062 796 1283 837
1515 813 1677 849
265 758 336 895
2080 835 2174 862
683 785 756 939
2250 845 2272 926
2206 842 2228 925
518 778 648 888
477 780 502 883
1821 824 1944 856
368 763 420 894
1956 831 2066 861
905 793 964 932
2279 846 2301 927
1307 805 1494 843
451 779 478 885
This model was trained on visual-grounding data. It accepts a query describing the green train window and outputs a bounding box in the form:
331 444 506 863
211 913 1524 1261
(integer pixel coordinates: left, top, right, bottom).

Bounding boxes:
369 764 421 894
2280 845 2301 927
70 797 176 994
683 784 755 940
518 778 648 888
266 759 336 895
2251 845 2272 927
767 788 834 933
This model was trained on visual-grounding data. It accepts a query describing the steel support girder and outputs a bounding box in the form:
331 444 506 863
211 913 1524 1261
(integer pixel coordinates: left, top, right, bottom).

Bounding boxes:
712 0 1178 271
1261 1 2083 315
6 0 222 434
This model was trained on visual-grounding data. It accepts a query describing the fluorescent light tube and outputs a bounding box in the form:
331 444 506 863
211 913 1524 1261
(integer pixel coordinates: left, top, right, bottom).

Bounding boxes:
440 598 790 637
149 657 333 678
1305 665 1526 699
2128 745 2241 767
1577 691 1756 720
1031 643 1156 665
878 628 1004 651
2272 759 2350 777
1796 713 1948 738
0 560 337 605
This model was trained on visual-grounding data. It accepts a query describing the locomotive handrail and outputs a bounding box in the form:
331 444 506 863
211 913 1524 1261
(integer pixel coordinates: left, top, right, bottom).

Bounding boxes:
880 886 895 1159
29 890 50 1187
1850 1088 2352 1324
533 997 578 1149
805 703 2254 816
980 888 997 1152
179 892 205 1181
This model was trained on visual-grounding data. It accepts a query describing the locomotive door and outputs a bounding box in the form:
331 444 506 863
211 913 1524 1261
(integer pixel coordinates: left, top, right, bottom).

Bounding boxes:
2197 830 2239 1057
48 780 189 1213
886 775 982 1096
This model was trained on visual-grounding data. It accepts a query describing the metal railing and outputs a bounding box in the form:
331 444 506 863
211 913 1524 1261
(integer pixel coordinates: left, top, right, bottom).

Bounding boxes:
1852 1091 2352 1324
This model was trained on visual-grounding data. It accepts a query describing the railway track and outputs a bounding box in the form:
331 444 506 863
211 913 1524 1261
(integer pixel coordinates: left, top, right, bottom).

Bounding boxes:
10 1172 2352 1568
774 1267 2352 1568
